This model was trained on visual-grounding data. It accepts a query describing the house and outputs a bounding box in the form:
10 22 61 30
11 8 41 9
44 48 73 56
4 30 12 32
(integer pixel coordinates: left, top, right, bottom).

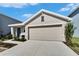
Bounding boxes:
68 7 79 37
8 9 71 41
0 14 21 35
0 9 77 56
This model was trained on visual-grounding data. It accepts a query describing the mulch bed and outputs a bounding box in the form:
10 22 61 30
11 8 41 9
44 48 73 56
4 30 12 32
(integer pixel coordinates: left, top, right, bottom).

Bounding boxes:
0 42 17 52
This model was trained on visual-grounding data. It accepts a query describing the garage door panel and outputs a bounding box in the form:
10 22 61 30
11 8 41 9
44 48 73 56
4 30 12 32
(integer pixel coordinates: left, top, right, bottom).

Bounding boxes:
29 26 65 41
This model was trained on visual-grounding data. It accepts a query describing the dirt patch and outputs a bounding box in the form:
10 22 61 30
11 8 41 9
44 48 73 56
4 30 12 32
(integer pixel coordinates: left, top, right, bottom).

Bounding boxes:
0 42 17 52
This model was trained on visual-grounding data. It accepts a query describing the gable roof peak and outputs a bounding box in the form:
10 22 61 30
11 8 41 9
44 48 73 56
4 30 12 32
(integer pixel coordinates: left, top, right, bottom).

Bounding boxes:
38 9 48 12
9 9 71 27
23 9 71 24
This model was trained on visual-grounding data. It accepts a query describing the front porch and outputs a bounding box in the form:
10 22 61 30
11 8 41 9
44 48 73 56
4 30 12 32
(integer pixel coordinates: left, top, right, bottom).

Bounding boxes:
10 26 25 38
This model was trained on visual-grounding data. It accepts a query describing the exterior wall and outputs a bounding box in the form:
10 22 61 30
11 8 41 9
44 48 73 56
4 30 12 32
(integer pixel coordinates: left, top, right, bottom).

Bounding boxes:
25 13 67 41
72 14 79 37
0 14 21 35
28 13 66 25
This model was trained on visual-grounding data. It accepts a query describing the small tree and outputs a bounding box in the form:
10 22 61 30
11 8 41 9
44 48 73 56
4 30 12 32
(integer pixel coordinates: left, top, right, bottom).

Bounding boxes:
65 22 75 45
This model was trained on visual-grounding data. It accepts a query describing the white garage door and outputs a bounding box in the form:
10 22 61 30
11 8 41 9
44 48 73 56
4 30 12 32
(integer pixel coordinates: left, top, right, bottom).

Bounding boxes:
28 25 65 41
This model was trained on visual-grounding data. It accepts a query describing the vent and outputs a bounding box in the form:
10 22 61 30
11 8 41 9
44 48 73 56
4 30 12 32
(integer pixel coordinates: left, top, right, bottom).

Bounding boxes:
41 16 44 22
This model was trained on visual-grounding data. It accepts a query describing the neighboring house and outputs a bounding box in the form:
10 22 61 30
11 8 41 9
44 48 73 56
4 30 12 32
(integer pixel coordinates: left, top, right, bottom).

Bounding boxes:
68 7 79 37
8 9 71 41
0 14 21 35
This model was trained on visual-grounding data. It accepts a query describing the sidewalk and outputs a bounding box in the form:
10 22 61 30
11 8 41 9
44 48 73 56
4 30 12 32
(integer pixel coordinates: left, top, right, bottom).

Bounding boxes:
3 39 23 44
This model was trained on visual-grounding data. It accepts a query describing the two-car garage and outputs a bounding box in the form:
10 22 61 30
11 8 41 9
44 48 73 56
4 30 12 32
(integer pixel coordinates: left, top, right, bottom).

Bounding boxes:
28 24 65 41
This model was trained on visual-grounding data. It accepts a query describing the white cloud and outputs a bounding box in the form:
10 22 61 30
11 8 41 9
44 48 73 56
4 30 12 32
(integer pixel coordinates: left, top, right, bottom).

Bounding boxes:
59 3 79 12
0 3 38 8
21 13 34 21
29 3 38 6
22 13 33 18
0 3 27 8
60 8 70 11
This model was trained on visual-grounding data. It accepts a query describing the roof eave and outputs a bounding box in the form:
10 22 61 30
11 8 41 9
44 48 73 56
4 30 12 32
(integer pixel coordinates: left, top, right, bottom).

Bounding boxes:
22 9 71 25
8 9 71 27
8 23 23 27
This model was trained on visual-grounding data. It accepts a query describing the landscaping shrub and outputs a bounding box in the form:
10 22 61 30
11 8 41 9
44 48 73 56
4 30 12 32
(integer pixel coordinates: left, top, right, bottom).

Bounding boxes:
20 35 26 41
0 34 4 38
0 34 13 41
0 35 1 39
13 35 26 42
14 36 20 41
1 38 5 41
6 34 12 39
0 35 6 41
65 22 76 45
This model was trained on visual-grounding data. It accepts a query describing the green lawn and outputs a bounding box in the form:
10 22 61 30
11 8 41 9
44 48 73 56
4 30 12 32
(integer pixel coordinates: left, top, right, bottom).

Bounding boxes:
72 37 79 43
69 37 79 55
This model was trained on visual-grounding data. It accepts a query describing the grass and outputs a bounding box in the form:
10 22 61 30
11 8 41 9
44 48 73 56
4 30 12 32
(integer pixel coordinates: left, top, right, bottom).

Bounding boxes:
70 47 79 55
68 37 79 55
71 37 79 43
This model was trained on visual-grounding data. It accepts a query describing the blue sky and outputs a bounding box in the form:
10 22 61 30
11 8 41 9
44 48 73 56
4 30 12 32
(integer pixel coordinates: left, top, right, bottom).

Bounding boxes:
0 3 79 22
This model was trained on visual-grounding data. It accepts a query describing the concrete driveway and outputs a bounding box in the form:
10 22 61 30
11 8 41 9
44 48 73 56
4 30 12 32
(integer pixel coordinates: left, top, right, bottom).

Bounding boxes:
0 40 77 56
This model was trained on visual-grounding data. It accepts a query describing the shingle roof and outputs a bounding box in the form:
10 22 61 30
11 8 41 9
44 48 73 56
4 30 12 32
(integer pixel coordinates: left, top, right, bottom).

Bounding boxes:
0 13 22 23
68 7 79 17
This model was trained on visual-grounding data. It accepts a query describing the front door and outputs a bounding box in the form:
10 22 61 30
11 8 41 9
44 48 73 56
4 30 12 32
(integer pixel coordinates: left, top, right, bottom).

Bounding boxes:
17 28 21 37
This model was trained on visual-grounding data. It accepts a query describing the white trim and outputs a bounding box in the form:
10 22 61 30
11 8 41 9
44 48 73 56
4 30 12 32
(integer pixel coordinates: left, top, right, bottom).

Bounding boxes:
8 9 71 27
28 23 63 27
23 9 71 25
8 23 23 27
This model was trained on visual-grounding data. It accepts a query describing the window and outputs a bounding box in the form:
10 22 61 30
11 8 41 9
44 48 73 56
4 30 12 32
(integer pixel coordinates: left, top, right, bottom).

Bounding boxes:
41 16 44 22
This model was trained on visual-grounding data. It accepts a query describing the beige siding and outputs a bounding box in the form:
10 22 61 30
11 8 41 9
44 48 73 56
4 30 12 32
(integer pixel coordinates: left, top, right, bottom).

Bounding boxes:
28 13 66 25
25 13 67 41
